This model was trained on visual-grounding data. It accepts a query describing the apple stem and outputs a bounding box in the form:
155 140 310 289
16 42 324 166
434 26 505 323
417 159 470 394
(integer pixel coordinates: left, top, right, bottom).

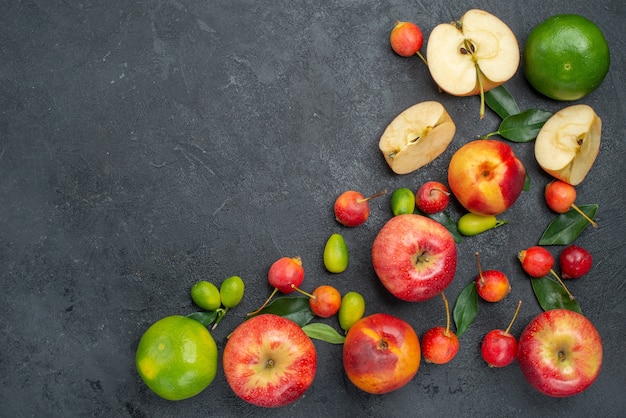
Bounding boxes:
357 189 388 203
477 68 485 120
571 203 598 228
550 269 575 300
430 188 451 198
415 50 428 66
212 307 228 331
247 287 279 316
441 291 452 336
504 300 522 335
291 284 316 299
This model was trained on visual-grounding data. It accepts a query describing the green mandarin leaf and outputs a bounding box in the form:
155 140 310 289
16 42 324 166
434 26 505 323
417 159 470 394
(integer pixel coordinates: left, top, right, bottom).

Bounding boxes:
187 310 219 327
496 109 553 142
523 171 531 192
246 296 314 327
531 276 582 314
453 281 478 338
538 204 598 245
302 323 346 344
415 209 463 243
485 85 520 119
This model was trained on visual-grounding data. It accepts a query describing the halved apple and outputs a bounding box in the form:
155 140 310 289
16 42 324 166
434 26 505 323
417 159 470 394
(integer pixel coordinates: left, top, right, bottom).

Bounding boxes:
426 9 519 118
379 101 456 175
535 104 602 186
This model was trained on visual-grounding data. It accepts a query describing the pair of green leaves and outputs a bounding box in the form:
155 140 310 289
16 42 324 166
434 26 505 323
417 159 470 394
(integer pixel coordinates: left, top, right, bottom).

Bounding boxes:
245 296 346 344
484 86 552 142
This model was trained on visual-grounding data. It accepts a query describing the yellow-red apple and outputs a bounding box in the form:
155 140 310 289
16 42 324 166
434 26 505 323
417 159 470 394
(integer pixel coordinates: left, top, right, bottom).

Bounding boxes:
448 139 526 216
222 314 316 407
517 309 602 397
372 214 457 302
343 313 420 394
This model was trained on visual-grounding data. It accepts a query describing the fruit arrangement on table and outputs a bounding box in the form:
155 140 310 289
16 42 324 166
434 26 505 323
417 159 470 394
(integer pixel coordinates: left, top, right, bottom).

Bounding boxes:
135 8 608 406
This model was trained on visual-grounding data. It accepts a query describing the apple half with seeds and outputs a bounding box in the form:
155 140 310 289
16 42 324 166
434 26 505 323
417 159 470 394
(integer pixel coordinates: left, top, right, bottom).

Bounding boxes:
379 101 456 175
426 9 519 118
535 104 601 186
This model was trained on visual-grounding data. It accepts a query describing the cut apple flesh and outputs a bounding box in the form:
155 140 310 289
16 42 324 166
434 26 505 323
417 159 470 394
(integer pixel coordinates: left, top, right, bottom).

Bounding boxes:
426 9 519 96
535 104 601 186
379 101 456 175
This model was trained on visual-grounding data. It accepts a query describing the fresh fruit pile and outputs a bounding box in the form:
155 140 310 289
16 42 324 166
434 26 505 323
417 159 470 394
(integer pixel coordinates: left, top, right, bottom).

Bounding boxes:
135 8 609 406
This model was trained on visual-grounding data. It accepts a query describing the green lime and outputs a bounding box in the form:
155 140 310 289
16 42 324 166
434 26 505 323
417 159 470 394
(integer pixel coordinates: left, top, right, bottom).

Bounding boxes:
190 280 221 311
524 14 610 101
220 275 245 308
323 233 349 273
136 315 218 400
390 187 416 216
338 291 365 332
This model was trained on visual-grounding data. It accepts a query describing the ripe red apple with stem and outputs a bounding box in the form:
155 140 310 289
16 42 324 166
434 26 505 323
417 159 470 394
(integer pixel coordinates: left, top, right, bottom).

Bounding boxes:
560 245 593 279
474 252 510 302
518 246 575 300
223 314 317 407
481 300 522 368
334 190 387 227
544 180 598 228
517 309 603 397
372 214 457 302
415 181 451 214
248 256 314 316
389 21 428 64
421 292 459 364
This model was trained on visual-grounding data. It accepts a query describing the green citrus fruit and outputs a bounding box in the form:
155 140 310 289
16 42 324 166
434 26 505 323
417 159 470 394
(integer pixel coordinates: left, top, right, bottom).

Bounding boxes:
338 291 365 332
323 233 349 273
191 280 221 311
220 275 245 308
524 14 610 101
135 315 218 400
390 187 416 216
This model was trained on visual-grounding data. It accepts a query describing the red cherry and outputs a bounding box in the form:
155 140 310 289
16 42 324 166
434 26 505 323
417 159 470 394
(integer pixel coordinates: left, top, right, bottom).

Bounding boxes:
518 246 554 278
480 300 522 368
415 181 451 214
421 293 459 364
560 245 593 279
474 252 510 302
334 190 387 227
268 256 305 293
389 21 423 57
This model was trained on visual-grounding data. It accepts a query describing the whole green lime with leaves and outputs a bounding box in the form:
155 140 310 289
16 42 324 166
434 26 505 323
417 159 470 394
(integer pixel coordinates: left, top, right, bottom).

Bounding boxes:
524 14 610 101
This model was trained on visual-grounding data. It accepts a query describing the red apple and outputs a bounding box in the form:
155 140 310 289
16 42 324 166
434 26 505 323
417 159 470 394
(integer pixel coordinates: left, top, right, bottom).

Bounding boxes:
343 313 420 394
334 190 387 227
448 139 526 216
372 214 457 302
560 245 593 279
389 21 424 57
517 309 602 397
222 314 317 407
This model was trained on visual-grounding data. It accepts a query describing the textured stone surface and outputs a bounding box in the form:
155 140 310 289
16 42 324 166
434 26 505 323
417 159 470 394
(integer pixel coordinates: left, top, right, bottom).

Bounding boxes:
1 1 625 416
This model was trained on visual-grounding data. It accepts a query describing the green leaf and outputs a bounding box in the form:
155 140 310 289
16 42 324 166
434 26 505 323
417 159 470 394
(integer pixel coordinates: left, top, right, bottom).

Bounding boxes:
531 276 582 314
494 109 553 142
187 310 219 327
523 171 531 192
247 296 315 327
302 323 346 344
538 204 598 245
485 85 520 119
453 281 478 338
416 209 463 243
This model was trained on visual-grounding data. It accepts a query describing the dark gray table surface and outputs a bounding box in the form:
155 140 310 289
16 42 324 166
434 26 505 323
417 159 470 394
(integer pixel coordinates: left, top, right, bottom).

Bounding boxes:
2 1 625 417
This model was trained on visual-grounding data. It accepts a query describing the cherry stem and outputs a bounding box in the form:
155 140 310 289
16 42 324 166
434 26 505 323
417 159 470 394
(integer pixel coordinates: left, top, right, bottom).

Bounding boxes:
550 269 575 300
357 189 388 203
247 287 279 316
474 252 484 282
291 284 315 299
504 300 522 335
441 292 451 336
571 203 598 228
415 50 428 66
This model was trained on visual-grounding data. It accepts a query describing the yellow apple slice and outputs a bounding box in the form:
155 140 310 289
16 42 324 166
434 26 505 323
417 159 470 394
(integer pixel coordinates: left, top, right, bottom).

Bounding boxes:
379 101 456 175
426 9 519 118
535 104 601 186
